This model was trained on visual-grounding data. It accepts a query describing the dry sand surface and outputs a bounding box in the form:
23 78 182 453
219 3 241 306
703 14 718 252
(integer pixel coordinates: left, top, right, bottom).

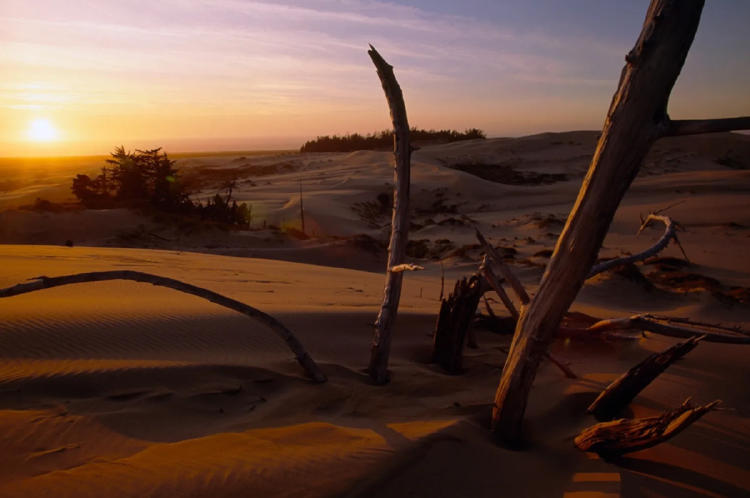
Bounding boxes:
1 132 749 497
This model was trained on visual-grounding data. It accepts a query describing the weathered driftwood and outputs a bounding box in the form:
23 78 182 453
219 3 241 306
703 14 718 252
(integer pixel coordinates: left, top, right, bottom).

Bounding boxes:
479 255 519 320
588 214 684 278
587 314 750 344
575 398 721 456
433 276 483 374
476 229 529 305
490 0 750 444
0 271 327 382
587 335 703 420
368 45 412 384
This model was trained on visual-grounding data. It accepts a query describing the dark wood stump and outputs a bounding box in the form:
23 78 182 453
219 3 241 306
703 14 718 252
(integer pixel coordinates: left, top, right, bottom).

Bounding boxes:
433 275 483 374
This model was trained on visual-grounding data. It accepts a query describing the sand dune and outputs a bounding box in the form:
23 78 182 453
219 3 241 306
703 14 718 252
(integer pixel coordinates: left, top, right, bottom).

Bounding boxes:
1 132 749 496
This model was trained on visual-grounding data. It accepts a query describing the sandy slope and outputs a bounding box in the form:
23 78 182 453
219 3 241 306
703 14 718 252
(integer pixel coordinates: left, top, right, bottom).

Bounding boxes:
1 131 749 497
0 245 748 497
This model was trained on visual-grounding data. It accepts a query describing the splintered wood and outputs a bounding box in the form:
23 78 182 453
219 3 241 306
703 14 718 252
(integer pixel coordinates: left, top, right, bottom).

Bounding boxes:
575 398 721 456
587 335 703 420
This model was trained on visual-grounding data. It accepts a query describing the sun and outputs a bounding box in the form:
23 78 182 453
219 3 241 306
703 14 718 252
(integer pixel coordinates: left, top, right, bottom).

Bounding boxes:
27 118 59 142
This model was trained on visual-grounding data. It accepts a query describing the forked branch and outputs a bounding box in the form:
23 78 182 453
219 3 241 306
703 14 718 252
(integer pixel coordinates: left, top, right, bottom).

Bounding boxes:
0 271 327 383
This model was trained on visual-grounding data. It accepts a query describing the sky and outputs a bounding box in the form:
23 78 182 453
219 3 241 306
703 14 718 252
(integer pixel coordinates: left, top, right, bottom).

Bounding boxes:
1 0 749 156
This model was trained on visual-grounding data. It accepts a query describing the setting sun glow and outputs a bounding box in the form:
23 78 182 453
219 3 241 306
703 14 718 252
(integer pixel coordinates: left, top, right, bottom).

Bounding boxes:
26 118 59 142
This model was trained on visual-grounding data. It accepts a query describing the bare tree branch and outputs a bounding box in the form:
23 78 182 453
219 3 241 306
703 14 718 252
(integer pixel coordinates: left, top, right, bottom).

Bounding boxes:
480 256 519 320
368 45 412 384
475 229 530 305
588 214 683 278
660 116 750 137
0 271 327 383
587 314 750 344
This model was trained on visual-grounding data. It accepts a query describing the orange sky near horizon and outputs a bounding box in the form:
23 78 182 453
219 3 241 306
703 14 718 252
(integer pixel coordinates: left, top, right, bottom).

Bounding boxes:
2 1 749 157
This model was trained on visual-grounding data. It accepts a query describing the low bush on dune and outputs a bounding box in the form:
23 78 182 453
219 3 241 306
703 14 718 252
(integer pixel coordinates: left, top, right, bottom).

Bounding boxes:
71 147 251 227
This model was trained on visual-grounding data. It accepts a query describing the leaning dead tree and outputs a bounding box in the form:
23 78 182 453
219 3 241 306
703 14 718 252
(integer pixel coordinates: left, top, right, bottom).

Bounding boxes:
368 45 413 384
0 271 327 383
491 0 750 443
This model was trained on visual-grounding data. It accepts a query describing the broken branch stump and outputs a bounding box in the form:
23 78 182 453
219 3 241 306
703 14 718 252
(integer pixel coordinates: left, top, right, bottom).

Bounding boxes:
433 276 483 374
587 335 703 420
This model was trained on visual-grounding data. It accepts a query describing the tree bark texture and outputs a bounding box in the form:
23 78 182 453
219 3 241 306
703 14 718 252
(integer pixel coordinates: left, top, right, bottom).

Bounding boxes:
368 45 412 384
0 271 327 383
491 0 706 443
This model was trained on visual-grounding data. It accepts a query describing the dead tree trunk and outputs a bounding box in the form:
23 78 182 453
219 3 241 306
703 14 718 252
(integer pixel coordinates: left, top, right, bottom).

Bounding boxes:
492 0 713 443
368 45 412 384
433 276 483 374
0 271 327 383
587 335 703 420
575 398 720 456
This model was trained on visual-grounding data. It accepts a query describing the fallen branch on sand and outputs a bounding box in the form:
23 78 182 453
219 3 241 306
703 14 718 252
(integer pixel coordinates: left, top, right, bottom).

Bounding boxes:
575 398 721 456
588 214 686 278
0 271 327 383
586 314 750 344
587 335 704 420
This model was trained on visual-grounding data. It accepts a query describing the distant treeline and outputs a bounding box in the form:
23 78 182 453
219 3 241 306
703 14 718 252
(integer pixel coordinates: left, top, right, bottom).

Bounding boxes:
300 128 486 153
71 147 250 226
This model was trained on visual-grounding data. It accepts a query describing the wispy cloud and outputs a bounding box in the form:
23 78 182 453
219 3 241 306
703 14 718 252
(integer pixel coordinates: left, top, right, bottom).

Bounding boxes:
1 0 748 154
